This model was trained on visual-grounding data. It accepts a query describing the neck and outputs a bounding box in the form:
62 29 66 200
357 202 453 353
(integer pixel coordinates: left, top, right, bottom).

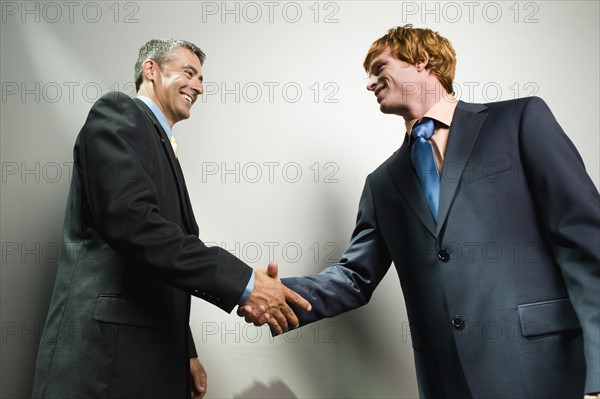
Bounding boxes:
137 86 174 128
403 85 449 121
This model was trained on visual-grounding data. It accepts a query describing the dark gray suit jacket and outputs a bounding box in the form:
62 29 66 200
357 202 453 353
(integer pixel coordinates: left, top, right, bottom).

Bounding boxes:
284 97 600 398
32 92 252 398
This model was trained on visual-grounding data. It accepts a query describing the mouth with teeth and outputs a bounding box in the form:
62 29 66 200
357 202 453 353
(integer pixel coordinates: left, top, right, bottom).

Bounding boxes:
181 92 194 106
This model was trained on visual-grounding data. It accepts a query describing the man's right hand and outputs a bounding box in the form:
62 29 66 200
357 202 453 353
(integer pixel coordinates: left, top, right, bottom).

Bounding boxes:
237 262 311 334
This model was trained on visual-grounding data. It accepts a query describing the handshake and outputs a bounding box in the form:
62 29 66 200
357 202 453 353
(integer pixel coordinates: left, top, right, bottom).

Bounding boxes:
237 262 311 335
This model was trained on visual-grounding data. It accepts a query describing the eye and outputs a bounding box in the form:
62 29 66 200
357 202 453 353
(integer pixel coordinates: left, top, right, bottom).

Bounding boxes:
371 63 382 76
184 70 193 78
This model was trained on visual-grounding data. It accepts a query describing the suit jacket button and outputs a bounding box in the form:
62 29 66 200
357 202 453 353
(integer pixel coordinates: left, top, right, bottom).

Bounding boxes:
451 315 464 329
438 249 450 262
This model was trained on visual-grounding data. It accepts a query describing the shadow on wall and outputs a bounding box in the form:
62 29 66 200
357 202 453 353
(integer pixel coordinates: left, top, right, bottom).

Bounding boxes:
233 379 298 398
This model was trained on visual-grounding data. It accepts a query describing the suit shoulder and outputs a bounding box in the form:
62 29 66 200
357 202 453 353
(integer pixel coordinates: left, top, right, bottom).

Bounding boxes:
83 92 145 129
89 91 139 113
76 91 152 149
483 96 548 112
369 149 400 179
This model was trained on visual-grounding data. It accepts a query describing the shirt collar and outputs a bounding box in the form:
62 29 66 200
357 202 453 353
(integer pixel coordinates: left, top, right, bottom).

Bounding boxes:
405 94 458 135
136 96 173 139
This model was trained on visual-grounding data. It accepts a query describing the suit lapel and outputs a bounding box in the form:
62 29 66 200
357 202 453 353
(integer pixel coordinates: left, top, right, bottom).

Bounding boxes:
387 137 437 237
386 101 488 238
133 98 196 234
436 101 488 235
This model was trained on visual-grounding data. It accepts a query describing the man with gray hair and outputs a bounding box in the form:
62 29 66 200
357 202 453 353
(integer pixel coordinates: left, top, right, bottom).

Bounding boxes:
32 38 310 399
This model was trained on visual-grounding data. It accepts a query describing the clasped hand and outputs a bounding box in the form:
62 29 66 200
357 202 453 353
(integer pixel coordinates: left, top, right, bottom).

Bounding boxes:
237 262 311 334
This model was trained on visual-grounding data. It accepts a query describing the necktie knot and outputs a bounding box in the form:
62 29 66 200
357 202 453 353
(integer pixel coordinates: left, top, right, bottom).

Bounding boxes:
412 118 435 141
170 135 178 158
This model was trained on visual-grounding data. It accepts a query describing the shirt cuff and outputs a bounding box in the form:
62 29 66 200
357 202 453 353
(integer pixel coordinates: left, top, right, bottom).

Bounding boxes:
237 271 255 305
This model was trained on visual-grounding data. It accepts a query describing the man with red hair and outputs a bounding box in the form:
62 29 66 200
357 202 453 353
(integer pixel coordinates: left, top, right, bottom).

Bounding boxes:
248 25 600 398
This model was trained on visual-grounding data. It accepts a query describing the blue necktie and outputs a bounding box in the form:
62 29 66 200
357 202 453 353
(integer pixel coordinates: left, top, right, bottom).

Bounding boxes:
410 118 440 221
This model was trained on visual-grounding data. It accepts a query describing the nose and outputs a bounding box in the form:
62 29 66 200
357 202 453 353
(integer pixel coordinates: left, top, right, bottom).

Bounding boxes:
367 75 378 92
191 79 203 96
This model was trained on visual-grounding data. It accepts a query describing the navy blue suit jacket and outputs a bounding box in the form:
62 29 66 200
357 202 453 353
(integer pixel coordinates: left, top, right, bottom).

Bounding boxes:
284 97 600 398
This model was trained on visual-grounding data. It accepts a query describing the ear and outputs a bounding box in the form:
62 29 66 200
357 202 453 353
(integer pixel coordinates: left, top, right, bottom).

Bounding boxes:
416 51 430 72
141 59 159 83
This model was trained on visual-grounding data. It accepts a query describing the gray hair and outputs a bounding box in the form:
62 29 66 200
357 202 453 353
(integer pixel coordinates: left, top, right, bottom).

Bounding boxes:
134 39 206 91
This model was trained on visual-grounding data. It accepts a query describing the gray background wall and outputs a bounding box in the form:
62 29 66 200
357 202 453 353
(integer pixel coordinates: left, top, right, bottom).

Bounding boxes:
1 1 598 398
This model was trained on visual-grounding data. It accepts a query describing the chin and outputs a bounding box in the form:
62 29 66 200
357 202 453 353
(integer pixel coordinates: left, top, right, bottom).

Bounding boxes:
379 101 406 117
379 104 394 114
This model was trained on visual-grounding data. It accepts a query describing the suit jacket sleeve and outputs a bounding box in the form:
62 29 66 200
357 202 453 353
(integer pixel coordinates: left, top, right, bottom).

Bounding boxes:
188 326 198 358
282 177 392 326
76 92 252 313
519 97 600 393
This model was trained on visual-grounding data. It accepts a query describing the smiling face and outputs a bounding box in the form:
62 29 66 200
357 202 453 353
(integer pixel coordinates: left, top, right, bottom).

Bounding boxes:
140 47 204 127
366 48 427 120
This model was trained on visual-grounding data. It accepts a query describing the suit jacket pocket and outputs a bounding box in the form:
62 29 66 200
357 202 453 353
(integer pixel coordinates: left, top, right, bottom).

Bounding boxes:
93 295 160 329
461 155 517 185
517 298 581 338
